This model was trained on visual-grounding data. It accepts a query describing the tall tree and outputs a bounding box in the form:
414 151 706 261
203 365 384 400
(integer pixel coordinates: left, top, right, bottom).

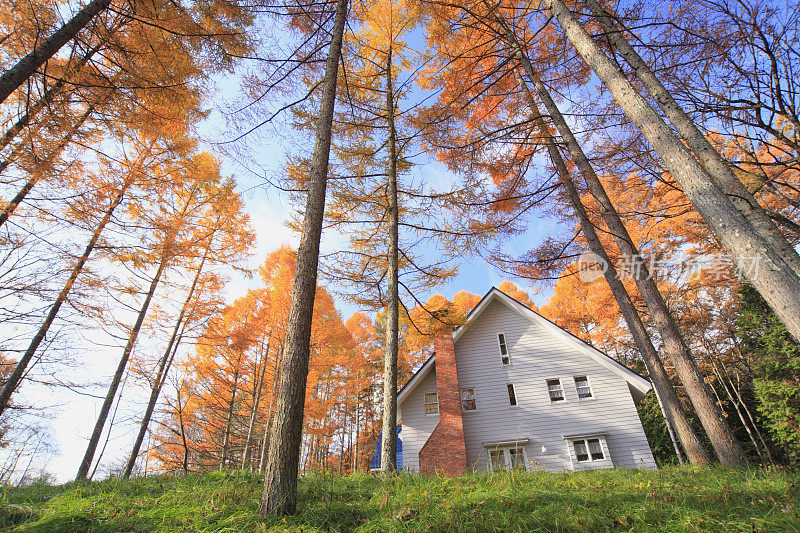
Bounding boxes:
518 84 710 464
379 45 400 474
75 151 220 480
543 0 800 346
480 7 747 465
259 0 348 516
584 0 800 279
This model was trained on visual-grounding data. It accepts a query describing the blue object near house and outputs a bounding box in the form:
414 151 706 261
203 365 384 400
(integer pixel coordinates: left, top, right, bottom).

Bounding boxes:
369 425 402 471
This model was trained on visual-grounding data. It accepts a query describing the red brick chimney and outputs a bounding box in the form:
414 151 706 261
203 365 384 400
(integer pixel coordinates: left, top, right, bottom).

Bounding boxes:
418 332 468 476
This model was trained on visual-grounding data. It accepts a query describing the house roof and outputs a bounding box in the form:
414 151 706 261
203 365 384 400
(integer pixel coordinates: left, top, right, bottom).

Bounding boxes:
398 287 652 405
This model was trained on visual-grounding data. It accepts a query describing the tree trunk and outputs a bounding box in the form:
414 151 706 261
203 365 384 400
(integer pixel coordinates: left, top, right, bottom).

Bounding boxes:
0 43 103 153
380 45 400 475
258 0 348 516
242 335 271 469
0 102 96 228
338 404 347 474
75 252 169 480
505 21 745 465
258 349 282 474
585 0 800 278
123 243 211 478
514 72 707 465
353 402 360 472
176 381 190 473
89 369 129 480
0 179 130 415
0 0 112 106
545 0 800 347
220 356 242 470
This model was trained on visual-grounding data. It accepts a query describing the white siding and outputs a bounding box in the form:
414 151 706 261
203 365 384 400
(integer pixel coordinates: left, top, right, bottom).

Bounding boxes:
453 299 656 473
398 367 439 473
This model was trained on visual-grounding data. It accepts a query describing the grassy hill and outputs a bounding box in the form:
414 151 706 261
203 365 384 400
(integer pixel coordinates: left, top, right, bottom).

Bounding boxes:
0 467 797 532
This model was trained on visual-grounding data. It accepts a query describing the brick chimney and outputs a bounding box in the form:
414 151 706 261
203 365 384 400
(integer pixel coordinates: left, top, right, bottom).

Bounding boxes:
418 332 468 476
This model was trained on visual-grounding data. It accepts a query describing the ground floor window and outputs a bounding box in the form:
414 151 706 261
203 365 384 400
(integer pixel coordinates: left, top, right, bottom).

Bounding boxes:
487 447 526 471
572 437 605 462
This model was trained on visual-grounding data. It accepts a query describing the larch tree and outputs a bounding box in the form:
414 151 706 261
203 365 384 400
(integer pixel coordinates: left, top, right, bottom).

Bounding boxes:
541 0 800 348
122 176 254 478
75 150 230 480
259 0 349 516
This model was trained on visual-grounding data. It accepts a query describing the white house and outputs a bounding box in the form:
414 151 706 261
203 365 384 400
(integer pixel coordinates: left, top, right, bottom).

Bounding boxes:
397 287 657 474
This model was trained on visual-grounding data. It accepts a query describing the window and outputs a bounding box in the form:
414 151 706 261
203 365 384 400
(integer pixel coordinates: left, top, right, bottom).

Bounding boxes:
498 333 511 365
489 449 505 471
424 392 439 415
460 388 476 411
574 440 589 462
572 438 605 462
488 447 527 471
508 448 525 469
574 376 593 399
588 438 604 460
506 383 518 407
547 379 565 402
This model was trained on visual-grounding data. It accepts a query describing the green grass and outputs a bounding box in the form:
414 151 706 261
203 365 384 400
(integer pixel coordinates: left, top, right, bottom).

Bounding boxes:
0 467 797 532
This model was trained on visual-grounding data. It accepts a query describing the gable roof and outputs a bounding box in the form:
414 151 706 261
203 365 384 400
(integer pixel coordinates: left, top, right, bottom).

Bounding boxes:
398 287 652 405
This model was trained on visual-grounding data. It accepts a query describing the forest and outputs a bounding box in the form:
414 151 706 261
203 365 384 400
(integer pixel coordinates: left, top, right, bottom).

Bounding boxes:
0 0 799 527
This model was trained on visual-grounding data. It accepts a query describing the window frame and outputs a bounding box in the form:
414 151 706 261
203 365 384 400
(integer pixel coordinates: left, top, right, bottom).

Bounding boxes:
546 378 566 403
424 391 439 415
487 446 528 472
506 383 518 407
571 437 606 463
497 332 511 366
460 387 477 412
574 375 594 400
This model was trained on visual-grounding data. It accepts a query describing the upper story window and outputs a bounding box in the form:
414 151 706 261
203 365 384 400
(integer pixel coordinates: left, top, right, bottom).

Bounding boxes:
460 388 477 411
506 383 518 407
573 438 605 462
574 376 593 399
547 379 565 402
424 392 439 415
498 333 511 365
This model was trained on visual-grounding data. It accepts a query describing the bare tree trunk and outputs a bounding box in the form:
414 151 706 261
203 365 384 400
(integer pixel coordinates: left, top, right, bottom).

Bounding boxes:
75 252 169 480
220 357 242 470
242 335 271 469
545 0 800 347
0 179 130 415
731 372 774 465
0 0 111 106
0 103 95 228
338 403 347 474
709 357 764 463
0 43 103 153
258 349 282 474
123 243 211 478
176 380 190 473
514 72 705 465
505 23 746 465
703 338 774 465
353 402 360 473
259 0 348 516
89 370 129 481
585 0 800 278
380 45 400 475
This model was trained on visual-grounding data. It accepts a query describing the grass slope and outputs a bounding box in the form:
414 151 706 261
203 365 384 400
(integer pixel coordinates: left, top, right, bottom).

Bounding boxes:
0 467 797 532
